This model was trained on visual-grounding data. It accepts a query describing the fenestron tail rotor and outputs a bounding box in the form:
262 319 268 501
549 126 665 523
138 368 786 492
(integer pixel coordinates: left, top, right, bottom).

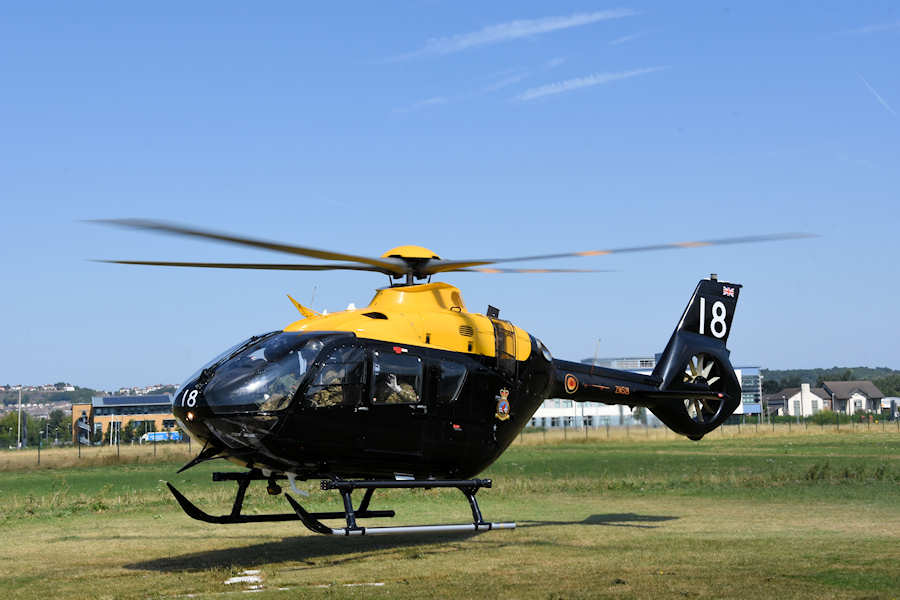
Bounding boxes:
681 353 725 425
88 219 815 284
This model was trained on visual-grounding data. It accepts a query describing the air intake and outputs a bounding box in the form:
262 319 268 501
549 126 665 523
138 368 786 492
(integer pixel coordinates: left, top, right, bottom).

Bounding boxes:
458 325 474 337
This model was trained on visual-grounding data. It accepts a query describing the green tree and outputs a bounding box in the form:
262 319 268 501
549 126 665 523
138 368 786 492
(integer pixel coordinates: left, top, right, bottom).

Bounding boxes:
632 406 647 424
122 420 139 443
46 408 71 443
873 374 900 397
762 379 782 394
0 412 45 447
0 411 18 447
781 376 802 389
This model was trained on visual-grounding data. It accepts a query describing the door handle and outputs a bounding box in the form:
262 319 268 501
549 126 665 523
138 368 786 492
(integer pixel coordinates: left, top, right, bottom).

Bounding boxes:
412 405 427 415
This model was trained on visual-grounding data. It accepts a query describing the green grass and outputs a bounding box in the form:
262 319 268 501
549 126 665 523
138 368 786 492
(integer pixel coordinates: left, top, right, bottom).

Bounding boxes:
1 431 898 599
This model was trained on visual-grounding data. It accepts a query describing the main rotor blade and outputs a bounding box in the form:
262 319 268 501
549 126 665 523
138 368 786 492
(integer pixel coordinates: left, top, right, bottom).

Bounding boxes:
92 259 389 273
454 268 616 274
89 219 408 274
422 232 816 274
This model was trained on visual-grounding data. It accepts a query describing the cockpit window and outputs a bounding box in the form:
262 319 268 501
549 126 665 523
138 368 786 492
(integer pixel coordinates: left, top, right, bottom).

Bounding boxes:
305 346 367 408
437 361 467 404
202 333 325 413
178 331 279 395
372 352 422 404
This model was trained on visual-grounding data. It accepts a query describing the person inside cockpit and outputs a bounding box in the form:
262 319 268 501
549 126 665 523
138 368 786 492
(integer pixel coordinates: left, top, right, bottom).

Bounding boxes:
381 372 418 404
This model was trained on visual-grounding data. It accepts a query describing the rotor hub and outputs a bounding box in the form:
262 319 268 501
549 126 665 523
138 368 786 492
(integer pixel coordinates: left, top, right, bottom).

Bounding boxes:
380 246 442 283
381 246 441 260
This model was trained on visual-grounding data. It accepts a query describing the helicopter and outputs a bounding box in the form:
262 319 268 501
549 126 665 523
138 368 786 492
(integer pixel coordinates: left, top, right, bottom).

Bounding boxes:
93 220 810 536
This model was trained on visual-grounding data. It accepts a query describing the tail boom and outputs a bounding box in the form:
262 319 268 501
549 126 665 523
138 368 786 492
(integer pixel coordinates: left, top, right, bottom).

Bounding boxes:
550 277 744 440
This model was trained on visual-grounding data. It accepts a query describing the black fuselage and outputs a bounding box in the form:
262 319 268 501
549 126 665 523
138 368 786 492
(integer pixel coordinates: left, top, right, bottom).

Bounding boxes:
173 276 746 480
174 333 555 480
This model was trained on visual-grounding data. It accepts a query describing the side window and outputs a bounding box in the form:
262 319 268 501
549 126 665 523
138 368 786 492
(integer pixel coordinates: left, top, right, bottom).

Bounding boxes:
305 346 366 408
372 352 422 404
437 361 467 404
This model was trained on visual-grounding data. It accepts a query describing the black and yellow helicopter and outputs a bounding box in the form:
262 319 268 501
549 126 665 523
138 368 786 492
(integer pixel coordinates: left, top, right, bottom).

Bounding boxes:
94 220 809 536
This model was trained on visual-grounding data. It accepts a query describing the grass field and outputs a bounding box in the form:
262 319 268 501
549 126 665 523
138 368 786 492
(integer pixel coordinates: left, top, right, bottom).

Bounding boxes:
1 428 898 599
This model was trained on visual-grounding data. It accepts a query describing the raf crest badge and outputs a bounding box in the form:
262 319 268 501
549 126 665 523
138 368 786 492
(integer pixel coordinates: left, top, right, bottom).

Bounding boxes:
495 388 511 421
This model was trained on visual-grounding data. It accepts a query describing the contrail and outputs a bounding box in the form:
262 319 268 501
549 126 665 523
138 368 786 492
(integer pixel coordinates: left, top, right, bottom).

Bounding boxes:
845 20 900 35
516 66 665 101
858 74 897 117
396 9 638 59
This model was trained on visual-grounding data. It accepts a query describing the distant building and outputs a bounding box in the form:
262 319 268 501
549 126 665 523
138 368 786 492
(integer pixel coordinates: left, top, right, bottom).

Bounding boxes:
738 366 762 404
764 384 830 417
764 381 885 417
529 354 762 428
821 381 884 415
529 398 650 428
71 395 176 445
585 355 659 371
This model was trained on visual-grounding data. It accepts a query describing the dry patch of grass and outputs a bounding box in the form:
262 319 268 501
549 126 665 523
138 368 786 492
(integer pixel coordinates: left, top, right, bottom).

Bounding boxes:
0 443 193 471
1 493 897 599
1 431 898 598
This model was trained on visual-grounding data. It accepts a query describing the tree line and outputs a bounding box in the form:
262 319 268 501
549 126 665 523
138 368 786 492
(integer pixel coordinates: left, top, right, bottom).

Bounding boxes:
0 409 71 448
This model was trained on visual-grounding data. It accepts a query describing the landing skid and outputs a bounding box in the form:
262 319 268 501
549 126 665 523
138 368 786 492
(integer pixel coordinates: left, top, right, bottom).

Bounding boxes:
286 479 516 536
166 469 394 524
166 470 515 535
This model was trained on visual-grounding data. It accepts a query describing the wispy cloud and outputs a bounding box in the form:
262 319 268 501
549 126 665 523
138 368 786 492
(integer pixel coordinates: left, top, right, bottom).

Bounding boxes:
394 96 449 113
397 9 638 59
845 20 900 35
858 74 897 117
608 31 645 45
515 66 666 101
545 57 566 69
483 72 530 93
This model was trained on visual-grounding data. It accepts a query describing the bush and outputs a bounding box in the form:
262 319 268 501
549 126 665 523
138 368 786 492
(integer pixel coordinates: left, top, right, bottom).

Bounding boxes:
808 410 852 425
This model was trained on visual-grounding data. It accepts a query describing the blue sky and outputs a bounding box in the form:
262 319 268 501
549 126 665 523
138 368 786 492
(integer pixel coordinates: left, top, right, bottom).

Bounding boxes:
1 2 898 390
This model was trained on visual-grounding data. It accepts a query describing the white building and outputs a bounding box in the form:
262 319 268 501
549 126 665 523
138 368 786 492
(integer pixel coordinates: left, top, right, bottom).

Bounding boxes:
765 381 886 417
822 381 884 415
528 355 755 428
529 399 652 428
767 383 830 417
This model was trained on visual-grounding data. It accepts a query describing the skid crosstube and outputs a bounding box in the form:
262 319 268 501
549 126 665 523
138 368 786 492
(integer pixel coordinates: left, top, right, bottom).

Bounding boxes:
165 469 394 525
285 478 516 536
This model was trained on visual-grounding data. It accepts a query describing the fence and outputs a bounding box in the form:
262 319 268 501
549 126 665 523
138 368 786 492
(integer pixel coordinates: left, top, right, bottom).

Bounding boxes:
515 417 900 445
3 419 899 469
0 437 195 470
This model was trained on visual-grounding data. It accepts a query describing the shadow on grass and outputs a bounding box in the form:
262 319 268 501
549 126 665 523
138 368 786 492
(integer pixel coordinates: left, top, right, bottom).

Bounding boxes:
125 531 482 573
520 513 678 530
125 513 677 573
